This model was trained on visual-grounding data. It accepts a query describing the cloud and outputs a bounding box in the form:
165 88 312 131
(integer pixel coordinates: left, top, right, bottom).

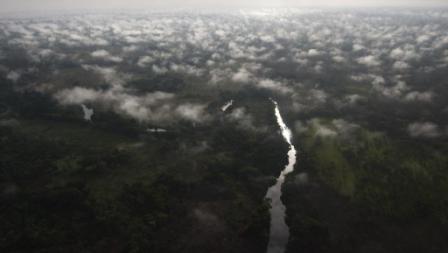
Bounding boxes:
390 48 405 59
55 87 100 104
137 56 154 68
175 103 209 122
315 124 337 137
3 7 447 135
258 79 293 94
227 107 264 131
404 91 434 103
357 55 381 67
345 94 365 105
295 120 308 134
118 96 151 122
55 86 187 123
82 65 127 88
91 50 123 63
295 118 360 138
294 172 309 185
332 119 359 137
307 49 321 57
332 55 345 63
374 80 409 98
408 122 441 138
393 61 410 71
6 71 21 83
231 68 252 83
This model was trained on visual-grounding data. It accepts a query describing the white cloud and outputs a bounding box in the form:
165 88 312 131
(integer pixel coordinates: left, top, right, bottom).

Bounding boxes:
231 68 252 83
56 87 100 104
6 71 21 83
393 61 409 71
307 49 321 57
357 55 381 67
315 124 337 137
175 103 209 122
137 56 154 68
258 79 293 94
390 48 405 60
345 94 364 104
91 50 123 63
295 118 359 138
404 91 434 102
408 122 441 138
374 80 408 98
227 107 264 131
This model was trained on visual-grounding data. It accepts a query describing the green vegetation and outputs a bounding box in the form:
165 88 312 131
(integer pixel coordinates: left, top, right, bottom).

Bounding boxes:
284 125 448 253
0 80 281 252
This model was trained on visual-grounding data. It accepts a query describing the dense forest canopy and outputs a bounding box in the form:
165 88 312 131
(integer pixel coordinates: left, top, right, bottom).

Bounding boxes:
1 6 448 253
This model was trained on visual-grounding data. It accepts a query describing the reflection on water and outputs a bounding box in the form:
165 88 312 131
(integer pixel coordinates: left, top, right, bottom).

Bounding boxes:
81 104 94 121
221 99 234 112
266 99 297 253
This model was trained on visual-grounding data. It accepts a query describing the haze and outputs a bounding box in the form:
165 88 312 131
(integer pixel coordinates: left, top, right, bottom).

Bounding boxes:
1 0 448 12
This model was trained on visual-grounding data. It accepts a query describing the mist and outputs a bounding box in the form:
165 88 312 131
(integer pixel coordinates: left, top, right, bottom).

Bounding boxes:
1 0 448 13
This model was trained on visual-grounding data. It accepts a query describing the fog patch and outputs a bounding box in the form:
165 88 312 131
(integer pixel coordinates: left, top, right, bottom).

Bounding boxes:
0 119 20 128
294 172 309 186
56 87 100 105
404 91 434 103
258 79 293 94
357 55 381 67
408 122 441 138
7 71 21 83
175 103 209 123
295 118 360 138
231 68 252 83
227 107 265 132
90 50 123 63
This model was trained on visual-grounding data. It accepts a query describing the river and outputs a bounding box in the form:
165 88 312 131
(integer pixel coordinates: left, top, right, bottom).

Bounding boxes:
266 99 297 253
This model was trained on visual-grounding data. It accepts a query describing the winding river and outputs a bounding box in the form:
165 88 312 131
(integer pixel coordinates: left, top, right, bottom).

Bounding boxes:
266 99 297 253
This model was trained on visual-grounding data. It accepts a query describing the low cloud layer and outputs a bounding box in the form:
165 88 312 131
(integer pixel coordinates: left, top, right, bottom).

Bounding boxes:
1 0 447 13
1 8 447 137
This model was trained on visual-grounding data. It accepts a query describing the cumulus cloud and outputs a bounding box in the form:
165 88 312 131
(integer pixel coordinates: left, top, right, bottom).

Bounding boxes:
231 68 252 83
295 118 359 138
258 79 293 94
332 119 359 137
82 65 127 88
408 122 441 138
6 71 21 83
2 8 447 133
357 55 381 67
175 103 209 122
307 49 321 57
404 91 434 102
294 172 309 186
54 86 198 123
393 61 410 71
55 87 100 105
91 50 123 63
137 56 154 68
345 94 365 105
374 80 409 98
315 124 337 137
227 107 265 131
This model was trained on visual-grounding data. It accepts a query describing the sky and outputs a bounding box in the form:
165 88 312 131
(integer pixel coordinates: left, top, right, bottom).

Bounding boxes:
1 0 448 12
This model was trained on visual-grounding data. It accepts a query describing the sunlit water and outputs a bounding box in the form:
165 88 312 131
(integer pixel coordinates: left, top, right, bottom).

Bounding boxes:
266 99 297 253
81 104 94 121
221 99 234 112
